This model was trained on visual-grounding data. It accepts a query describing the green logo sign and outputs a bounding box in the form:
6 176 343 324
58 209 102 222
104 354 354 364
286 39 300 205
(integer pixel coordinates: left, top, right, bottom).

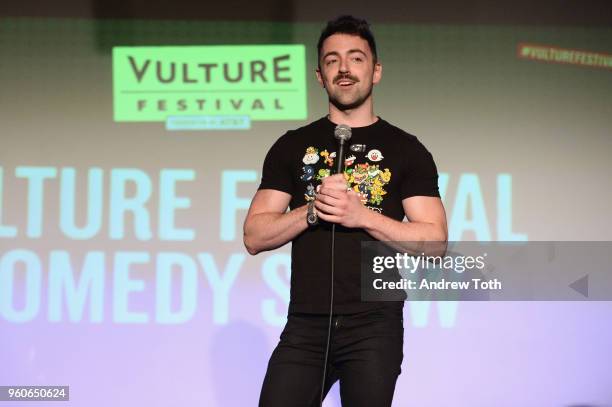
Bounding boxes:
112 45 307 122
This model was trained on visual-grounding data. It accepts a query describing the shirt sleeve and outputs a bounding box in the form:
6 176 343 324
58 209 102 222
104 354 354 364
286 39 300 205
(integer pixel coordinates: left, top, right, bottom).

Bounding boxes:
400 140 440 199
257 133 294 195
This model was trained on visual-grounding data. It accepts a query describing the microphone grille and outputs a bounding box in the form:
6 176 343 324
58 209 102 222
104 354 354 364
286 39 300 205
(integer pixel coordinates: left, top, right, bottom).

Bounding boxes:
334 124 352 142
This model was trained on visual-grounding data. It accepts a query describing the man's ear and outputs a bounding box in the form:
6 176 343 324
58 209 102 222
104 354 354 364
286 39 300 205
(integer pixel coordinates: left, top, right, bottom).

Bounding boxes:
315 68 325 88
373 62 382 85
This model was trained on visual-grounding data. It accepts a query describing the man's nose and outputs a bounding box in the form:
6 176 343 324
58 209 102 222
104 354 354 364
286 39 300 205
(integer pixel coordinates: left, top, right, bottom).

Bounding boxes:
338 58 349 73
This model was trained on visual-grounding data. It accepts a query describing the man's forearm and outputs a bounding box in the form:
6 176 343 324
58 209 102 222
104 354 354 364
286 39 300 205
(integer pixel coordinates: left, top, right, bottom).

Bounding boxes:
361 209 447 254
244 204 309 255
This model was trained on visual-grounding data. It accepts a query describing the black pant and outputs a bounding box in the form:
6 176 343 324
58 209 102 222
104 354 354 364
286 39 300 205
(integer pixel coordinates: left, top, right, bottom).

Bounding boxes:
259 306 404 407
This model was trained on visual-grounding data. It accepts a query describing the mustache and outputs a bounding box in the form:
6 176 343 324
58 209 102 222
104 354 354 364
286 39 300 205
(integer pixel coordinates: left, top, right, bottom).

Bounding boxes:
333 74 359 84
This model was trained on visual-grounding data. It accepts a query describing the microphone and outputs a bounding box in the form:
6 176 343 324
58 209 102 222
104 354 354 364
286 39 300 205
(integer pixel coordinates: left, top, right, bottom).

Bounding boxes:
334 124 352 174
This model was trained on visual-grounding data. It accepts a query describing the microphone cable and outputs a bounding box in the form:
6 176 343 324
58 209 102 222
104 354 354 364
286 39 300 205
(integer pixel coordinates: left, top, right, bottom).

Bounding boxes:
318 223 336 407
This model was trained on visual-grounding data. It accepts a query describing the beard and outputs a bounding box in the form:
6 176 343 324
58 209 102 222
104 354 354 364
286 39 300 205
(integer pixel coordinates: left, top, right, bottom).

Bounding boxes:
325 73 374 111
328 85 373 111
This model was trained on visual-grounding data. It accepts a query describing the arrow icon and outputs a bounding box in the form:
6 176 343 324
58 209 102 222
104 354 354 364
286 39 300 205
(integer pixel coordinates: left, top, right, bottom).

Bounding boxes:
569 275 589 298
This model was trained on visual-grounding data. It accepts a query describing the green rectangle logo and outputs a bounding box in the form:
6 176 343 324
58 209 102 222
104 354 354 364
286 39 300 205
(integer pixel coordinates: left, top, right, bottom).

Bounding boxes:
112 45 307 122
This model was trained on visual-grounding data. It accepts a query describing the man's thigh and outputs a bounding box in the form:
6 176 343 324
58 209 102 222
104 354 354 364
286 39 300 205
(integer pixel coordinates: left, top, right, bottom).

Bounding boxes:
334 308 404 407
259 314 336 407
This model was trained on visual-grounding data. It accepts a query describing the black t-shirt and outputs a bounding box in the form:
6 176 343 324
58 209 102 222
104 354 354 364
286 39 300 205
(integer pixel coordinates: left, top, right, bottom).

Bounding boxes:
258 116 440 314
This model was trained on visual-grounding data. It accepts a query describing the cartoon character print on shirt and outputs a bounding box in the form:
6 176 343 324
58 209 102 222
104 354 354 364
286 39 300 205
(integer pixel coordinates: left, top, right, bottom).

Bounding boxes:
299 145 392 210
366 149 383 162
344 163 391 206
302 147 319 165
301 147 320 181
320 150 336 167
316 168 331 181
301 165 314 181
304 183 316 201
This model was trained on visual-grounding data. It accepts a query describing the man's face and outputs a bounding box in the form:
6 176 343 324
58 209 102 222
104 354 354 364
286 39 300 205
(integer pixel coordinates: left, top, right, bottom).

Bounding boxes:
316 33 382 110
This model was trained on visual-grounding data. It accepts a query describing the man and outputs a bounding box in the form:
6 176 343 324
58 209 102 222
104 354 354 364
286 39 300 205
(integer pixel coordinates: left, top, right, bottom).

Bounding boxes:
244 15 447 407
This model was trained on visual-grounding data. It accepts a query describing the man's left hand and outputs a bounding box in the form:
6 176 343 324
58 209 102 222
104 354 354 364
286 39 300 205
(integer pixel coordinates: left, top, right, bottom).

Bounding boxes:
314 174 369 228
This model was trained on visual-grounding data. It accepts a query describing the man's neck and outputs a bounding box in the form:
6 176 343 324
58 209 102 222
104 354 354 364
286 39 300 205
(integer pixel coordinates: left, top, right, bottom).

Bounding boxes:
327 99 378 128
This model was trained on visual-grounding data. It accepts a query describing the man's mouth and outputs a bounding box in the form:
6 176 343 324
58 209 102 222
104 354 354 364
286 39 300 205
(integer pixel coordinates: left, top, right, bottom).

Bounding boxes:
334 76 358 87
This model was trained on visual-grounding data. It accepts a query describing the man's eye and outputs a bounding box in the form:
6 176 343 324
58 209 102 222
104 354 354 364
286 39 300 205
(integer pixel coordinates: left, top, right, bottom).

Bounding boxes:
326 59 337 65
352 57 363 62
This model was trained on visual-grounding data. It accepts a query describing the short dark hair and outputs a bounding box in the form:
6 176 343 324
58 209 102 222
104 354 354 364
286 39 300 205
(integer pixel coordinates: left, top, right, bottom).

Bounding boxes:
317 15 378 65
